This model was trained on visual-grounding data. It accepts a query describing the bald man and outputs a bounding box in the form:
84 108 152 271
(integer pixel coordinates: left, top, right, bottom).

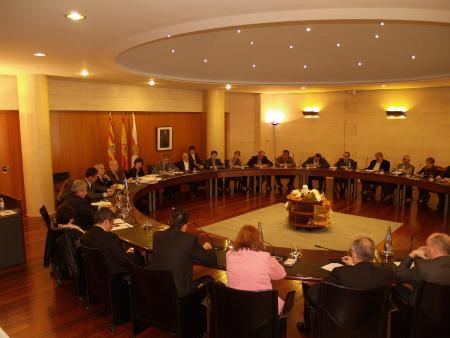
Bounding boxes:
395 233 450 304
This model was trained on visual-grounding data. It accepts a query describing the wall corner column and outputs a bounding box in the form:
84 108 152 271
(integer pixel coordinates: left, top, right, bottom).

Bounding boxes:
206 89 225 156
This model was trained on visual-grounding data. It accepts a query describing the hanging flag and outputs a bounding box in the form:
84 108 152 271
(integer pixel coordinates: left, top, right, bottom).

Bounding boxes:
107 112 116 161
120 113 129 170
130 113 139 167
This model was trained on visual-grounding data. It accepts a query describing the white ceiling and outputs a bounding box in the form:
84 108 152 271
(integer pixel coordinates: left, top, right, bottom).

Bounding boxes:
1 0 450 92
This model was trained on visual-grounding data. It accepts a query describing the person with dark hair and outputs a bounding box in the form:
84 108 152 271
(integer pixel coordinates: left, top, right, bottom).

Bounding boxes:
226 225 286 313
56 178 74 208
298 237 394 333
147 207 216 296
361 152 391 201
225 151 245 192
56 204 85 241
85 167 114 200
247 150 273 192
275 149 296 192
80 208 144 274
188 146 202 169
334 151 357 197
302 153 330 192
153 154 178 174
128 157 145 178
417 157 441 206
204 150 224 170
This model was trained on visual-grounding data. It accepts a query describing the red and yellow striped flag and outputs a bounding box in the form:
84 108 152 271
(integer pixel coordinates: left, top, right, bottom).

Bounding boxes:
107 112 116 161
120 113 129 170
130 113 139 167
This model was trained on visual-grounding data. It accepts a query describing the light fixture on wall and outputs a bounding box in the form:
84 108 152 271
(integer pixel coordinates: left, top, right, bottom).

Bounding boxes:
386 107 407 119
302 107 320 119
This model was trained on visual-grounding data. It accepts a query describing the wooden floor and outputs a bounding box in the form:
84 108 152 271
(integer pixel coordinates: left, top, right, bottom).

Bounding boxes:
0 186 446 338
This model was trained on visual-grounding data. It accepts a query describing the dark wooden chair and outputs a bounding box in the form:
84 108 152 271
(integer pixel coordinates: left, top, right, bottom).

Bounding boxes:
409 280 450 338
310 282 391 338
210 282 295 338
126 260 209 337
80 245 130 331
41 205 63 275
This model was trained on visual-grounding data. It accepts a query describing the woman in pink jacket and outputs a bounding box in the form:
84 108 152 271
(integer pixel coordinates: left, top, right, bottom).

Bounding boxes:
226 225 287 313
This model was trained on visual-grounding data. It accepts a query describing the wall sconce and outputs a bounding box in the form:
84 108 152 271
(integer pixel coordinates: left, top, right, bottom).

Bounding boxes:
302 107 320 119
386 107 407 119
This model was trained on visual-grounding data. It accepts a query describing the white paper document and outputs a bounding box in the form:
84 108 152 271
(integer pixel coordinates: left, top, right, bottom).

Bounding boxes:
321 262 343 271
112 223 134 231
0 210 17 216
91 201 112 208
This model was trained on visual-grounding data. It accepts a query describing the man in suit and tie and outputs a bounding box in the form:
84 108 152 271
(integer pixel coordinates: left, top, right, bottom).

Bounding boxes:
395 232 450 305
85 167 114 200
302 153 331 192
152 154 178 174
298 237 395 333
147 208 217 296
80 208 144 274
361 152 391 201
106 159 125 185
176 152 197 197
188 145 202 169
246 150 273 192
334 151 357 197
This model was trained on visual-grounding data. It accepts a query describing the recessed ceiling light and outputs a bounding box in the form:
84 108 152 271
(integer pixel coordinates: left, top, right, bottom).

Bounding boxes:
357 61 363 67
148 79 155 86
80 69 89 77
226 84 232 90
306 27 311 32
236 29 241 33
33 52 46 57
301 86 307 90
381 84 386 88
289 44 294 49
252 64 256 69
336 43 341 47
374 34 380 39
250 41 254 45
303 64 308 69
203 59 208 63
167 34 172 38
171 49 175 54
411 55 416 60
65 11 86 21
380 21 385 26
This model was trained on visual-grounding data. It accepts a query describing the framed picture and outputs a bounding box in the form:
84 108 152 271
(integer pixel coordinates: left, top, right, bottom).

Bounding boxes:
156 126 173 151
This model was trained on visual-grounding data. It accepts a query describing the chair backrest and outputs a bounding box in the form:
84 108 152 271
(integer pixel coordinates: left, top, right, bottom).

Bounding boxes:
39 205 52 230
126 261 179 332
80 245 111 305
410 280 450 338
210 282 279 338
315 282 391 338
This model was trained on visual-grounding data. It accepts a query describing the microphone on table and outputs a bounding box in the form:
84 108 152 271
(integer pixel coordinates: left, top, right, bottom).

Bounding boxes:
191 222 216 250
315 244 340 252
258 221 275 256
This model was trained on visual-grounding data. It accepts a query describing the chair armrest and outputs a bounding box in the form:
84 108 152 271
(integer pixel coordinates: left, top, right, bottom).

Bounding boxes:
279 290 296 319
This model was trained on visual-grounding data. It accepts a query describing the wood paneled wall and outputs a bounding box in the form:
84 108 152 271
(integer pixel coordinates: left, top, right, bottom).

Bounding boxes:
0 110 25 206
50 111 206 179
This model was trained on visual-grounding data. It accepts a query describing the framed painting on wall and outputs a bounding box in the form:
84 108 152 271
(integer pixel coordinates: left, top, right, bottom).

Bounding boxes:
156 126 173 151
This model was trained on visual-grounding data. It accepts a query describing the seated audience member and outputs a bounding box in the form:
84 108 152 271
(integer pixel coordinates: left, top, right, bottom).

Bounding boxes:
275 150 296 192
226 225 286 313
147 208 217 296
80 208 144 274
106 159 124 184
128 157 145 179
247 150 273 192
94 163 113 187
381 155 415 203
204 150 224 170
153 154 178 174
302 153 330 192
188 145 202 169
334 151 357 197
55 178 74 209
55 204 85 241
437 166 450 211
63 180 96 230
299 237 394 332
225 151 244 192
175 152 194 172
85 167 114 200
417 157 441 206
361 152 390 201
395 232 450 305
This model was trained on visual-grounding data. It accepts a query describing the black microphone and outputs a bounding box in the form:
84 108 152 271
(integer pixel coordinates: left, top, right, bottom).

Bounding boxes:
191 222 216 250
258 221 275 256
315 244 340 252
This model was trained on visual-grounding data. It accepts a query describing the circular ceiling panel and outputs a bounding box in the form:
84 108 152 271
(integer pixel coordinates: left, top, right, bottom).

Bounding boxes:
117 20 450 85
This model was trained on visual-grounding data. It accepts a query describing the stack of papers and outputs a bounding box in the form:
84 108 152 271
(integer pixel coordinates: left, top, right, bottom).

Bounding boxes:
0 210 17 217
112 222 133 231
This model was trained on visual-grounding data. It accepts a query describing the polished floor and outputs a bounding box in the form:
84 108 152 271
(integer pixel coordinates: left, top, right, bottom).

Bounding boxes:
0 185 445 338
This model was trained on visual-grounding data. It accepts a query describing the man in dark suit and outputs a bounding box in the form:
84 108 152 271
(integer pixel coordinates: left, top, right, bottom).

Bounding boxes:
94 163 113 187
334 151 357 197
302 153 330 192
188 145 202 169
147 208 217 296
106 159 125 185
298 237 395 333
85 167 114 201
176 152 198 197
395 232 450 305
63 179 96 230
246 150 273 192
361 152 391 201
204 150 224 169
80 208 144 274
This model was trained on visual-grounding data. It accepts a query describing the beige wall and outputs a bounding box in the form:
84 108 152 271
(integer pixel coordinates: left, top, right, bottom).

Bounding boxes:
225 92 261 161
0 75 18 109
258 87 450 167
